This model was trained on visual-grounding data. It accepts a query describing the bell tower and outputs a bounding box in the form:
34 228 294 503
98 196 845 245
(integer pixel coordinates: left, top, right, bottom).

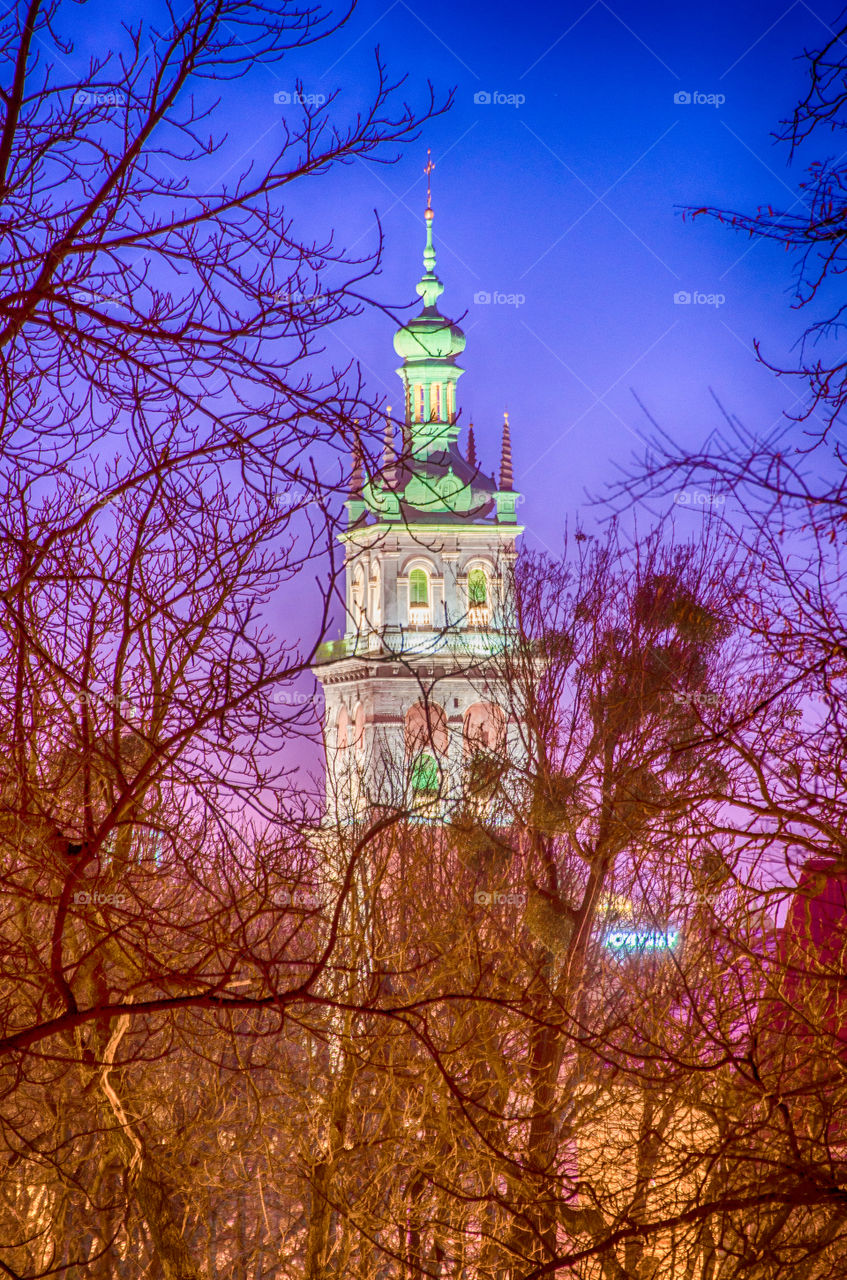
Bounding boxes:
314 161 524 821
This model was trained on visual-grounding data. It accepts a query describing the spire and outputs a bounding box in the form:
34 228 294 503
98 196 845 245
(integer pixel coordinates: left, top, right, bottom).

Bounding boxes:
346 424 368 524
416 150 443 310
499 411 513 491
382 408 396 482
466 421 477 469
350 427 364 496
392 150 465 461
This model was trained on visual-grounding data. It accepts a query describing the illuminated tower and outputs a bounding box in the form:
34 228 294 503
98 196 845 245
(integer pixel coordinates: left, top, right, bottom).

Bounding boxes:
314 158 523 820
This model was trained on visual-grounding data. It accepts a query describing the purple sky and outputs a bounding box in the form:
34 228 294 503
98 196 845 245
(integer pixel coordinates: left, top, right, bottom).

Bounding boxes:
251 1 837 705
77 0 836 778
272 0 833 559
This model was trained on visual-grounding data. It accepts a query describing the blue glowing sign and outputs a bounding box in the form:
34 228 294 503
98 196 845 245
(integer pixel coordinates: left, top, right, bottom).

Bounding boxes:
604 928 680 954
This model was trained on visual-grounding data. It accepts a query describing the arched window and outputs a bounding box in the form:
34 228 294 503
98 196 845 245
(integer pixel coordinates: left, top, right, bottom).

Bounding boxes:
432 383 442 421
408 568 430 626
416 385 426 422
446 382 455 422
467 568 489 627
468 569 487 604
409 568 429 605
410 751 440 795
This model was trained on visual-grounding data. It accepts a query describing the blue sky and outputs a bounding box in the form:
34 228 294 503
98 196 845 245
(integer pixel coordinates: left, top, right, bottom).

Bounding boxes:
259 0 837 558
70 0 840 546
234 0 840 712
69 0 841 773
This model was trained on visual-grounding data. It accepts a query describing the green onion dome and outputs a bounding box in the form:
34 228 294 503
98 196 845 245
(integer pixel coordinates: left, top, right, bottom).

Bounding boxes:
393 209 465 363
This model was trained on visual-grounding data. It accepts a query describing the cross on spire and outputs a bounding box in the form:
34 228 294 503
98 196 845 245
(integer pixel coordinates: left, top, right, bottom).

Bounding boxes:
419 149 439 286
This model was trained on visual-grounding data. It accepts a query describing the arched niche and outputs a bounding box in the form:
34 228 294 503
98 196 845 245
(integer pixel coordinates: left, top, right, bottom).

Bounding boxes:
405 700 448 758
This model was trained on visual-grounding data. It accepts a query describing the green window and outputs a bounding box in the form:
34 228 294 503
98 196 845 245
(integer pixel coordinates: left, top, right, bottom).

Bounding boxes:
468 568 487 606
411 752 440 794
409 568 429 606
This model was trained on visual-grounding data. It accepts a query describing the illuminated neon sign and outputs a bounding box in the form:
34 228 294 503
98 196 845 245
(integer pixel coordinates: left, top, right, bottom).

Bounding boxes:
603 928 680 953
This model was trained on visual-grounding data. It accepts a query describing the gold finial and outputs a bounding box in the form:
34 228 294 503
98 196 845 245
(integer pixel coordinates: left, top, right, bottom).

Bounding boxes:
424 148 434 214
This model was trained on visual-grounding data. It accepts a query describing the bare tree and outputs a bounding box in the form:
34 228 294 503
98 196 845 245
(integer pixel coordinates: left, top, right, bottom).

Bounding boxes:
301 523 847 1280
0 0 449 1273
598 35 847 1251
6 515 838 1279
280 527 799 1279
682 7 847 434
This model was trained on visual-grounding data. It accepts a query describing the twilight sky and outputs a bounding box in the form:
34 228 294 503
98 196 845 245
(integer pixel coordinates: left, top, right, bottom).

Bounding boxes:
77 0 839 773
262 0 835 557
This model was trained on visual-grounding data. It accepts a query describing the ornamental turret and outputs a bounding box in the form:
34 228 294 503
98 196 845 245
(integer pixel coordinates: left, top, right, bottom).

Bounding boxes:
392 158 466 459
495 411 518 524
357 155 520 527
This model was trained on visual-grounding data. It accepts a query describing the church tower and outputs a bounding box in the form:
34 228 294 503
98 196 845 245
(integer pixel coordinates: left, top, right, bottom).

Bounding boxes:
314 167 523 820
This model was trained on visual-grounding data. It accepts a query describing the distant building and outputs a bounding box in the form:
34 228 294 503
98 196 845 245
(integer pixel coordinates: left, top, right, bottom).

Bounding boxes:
774 857 847 1058
314 189 523 821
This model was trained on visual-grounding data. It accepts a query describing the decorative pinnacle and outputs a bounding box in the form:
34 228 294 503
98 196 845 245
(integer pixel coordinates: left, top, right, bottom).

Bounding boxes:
499 411 513 491
383 409 396 477
466 421 477 469
416 149 442 306
350 427 364 496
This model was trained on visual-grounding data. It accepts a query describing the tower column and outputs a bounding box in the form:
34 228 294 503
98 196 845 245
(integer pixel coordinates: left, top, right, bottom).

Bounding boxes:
381 541 401 648
446 693 466 802
442 546 459 628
